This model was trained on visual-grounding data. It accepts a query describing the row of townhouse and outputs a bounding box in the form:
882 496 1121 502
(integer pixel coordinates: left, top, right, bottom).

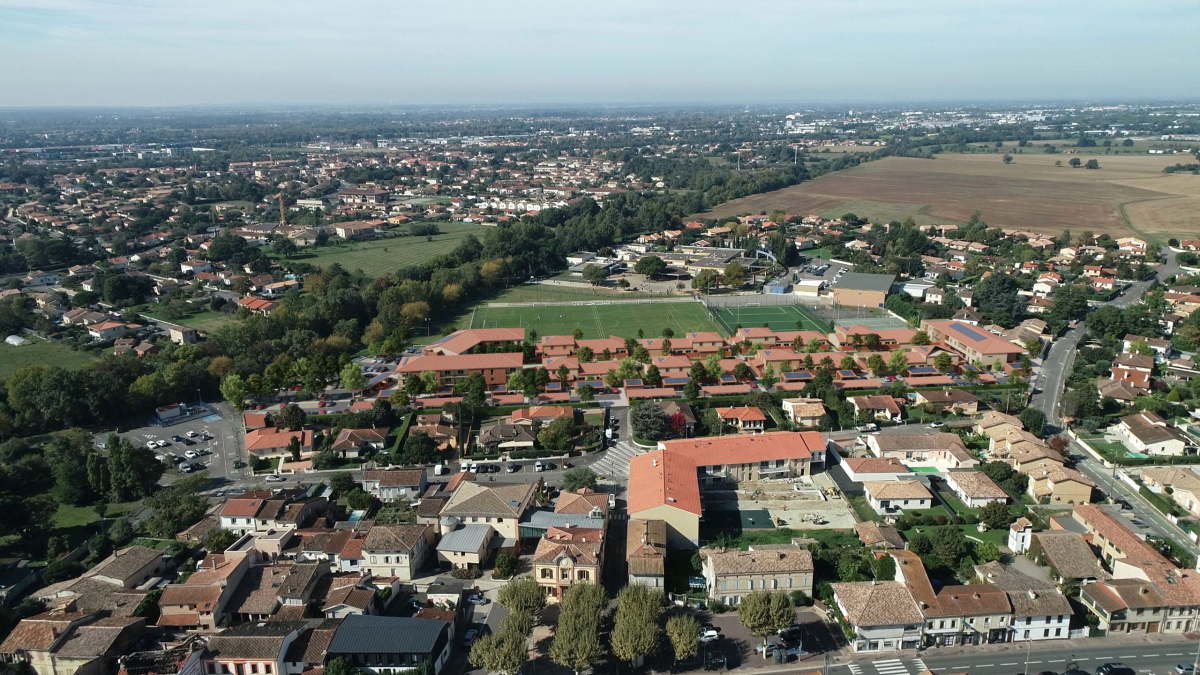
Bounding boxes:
832 550 1073 653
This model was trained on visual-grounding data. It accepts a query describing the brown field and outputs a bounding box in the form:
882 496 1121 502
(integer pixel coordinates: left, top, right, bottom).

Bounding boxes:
697 153 1200 240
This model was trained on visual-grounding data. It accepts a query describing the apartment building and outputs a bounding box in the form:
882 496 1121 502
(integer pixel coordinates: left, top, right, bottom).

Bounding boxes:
700 544 814 605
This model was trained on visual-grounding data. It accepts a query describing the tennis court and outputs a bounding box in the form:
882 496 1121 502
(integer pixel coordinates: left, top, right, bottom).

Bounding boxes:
712 304 832 333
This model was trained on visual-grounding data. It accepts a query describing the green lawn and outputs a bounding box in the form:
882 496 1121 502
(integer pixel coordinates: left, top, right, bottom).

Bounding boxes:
849 496 880 522
903 524 1007 548
717 528 858 550
469 300 722 339
53 504 101 529
0 341 98 378
279 222 483 277
934 487 975 518
485 284 659 303
715 303 833 333
143 308 234 333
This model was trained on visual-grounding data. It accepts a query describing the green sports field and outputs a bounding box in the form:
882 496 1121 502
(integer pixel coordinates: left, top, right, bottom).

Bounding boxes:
277 222 482 277
713 304 833 333
469 301 722 338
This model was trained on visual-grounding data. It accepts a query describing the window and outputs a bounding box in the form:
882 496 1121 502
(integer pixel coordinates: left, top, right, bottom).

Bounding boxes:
540 569 552 579
577 570 589 581
1054 628 1061 637
251 666 258 674
1042 629 1049 638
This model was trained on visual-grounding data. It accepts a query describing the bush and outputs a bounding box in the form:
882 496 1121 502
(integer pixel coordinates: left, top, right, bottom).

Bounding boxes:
789 590 811 606
451 566 482 579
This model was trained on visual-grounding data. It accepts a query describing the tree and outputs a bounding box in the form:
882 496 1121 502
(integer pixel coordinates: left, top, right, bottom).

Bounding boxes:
722 262 748 288
666 615 700 664
1085 159 1101 170
106 435 164 501
979 501 1014 530
470 632 526 675
634 256 667 278
326 657 355 675
644 364 663 387
934 352 954 373
1019 408 1047 436
498 577 545 616
692 268 720 292
912 330 930 345
737 591 794 647
1069 157 1082 168
563 467 598 492
276 403 306 430
398 432 438 465
611 585 663 668
330 472 356 495
493 552 518 579
582 264 607 286
220 374 250 410
550 583 607 675
345 488 374 511
1003 153 1013 164
630 400 669 441
537 417 576 452
340 362 366 391
202 528 238 553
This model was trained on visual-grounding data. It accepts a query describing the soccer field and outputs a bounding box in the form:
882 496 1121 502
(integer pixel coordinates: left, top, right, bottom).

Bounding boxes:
713 304 832 333
470 301 722 338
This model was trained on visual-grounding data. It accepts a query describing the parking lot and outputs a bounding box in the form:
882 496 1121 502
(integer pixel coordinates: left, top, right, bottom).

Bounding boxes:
112 401 244 484
706 608 840 669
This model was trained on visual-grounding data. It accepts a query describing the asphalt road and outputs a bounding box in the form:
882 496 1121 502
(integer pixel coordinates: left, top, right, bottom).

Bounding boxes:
911 640 1200 675
1031 253 1179 430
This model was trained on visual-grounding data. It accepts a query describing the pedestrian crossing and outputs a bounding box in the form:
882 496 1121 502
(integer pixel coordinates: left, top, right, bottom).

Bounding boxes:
872 658 910 675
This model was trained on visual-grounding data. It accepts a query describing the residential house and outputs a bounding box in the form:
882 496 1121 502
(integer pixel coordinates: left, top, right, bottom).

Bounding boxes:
1141 467 1200 517
714 406 767 434
476 422 535 453
0 611 145 675
626 519 667 588
1028 532 1109 585
922 320 1026 370
532 525 605 601
830 581 924 652
1116 412 1191 456
867 432 978 471
244 428 316 460
850 395 902 423
435 525 495 572
329 428 390 459
943 471 1008 508
360 469 427 503
438 481 537 540
911 389 979 415
1110 353 1154 391
394 352 524 389
864 481 934 516
361 524 434 581
202 621 305 675
781 397 826 427
700 544 814 606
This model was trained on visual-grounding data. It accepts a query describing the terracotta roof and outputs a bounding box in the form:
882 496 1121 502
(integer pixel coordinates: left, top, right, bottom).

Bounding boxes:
715 406 767 422
946 471 1007 500
362 524 431 553
701 546 813 575
441 481 535 519
854 522 905 549
831 581 924 627
628 450 702 517
395 352 523 374
864 481 933 500
532 526 604 565
842 457 908 474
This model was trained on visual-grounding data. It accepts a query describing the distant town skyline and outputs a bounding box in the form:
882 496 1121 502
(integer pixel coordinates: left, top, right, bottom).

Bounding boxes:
1 0 1197 107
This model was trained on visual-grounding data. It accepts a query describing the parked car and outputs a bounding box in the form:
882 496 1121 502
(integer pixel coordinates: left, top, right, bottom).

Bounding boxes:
186 431 197 438
467 593 489 605
1175 666 1196 675
184 450 198 459
929 421 945 429
1097 665 1135 675
265 474 286 482
506 464 521 473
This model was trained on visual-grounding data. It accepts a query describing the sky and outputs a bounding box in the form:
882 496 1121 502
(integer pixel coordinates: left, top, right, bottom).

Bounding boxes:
1 0 1197 107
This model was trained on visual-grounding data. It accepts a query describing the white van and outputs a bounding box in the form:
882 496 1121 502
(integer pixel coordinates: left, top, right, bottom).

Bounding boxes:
434 464 447 476
534 461 545 472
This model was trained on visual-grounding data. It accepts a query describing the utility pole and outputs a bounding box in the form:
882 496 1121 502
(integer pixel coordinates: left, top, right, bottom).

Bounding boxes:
1023 637 1031 675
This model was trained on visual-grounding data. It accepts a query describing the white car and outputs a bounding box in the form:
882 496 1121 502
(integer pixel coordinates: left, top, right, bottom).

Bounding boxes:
184 450 198 459
265 474 285 482
186 430 198 438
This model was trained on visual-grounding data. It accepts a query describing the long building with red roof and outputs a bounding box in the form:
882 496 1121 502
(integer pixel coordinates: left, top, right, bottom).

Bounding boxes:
628 431 828 547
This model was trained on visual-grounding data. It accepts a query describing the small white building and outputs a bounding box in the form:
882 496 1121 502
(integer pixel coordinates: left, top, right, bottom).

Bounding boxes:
863 481 933 515
1008 517 1033 554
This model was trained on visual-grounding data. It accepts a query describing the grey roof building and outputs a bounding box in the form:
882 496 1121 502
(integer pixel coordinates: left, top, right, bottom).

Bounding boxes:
836 272 896 293
327 615 452 674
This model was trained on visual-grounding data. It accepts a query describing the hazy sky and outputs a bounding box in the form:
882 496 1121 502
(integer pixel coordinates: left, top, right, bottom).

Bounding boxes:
1 0 1196 107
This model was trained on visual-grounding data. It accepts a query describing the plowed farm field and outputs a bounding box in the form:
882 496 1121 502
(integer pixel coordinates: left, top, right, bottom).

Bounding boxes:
696 153 1200 240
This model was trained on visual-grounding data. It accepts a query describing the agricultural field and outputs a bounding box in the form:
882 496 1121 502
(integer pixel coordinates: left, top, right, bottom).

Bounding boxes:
468 300 722 338
695 153 1200 241
0 341 98 377
280 222 484 277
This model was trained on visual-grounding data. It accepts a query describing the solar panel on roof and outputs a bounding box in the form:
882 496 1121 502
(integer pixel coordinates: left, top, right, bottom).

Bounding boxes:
837 369 857 377
949 323 987 342
908 366 936 374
